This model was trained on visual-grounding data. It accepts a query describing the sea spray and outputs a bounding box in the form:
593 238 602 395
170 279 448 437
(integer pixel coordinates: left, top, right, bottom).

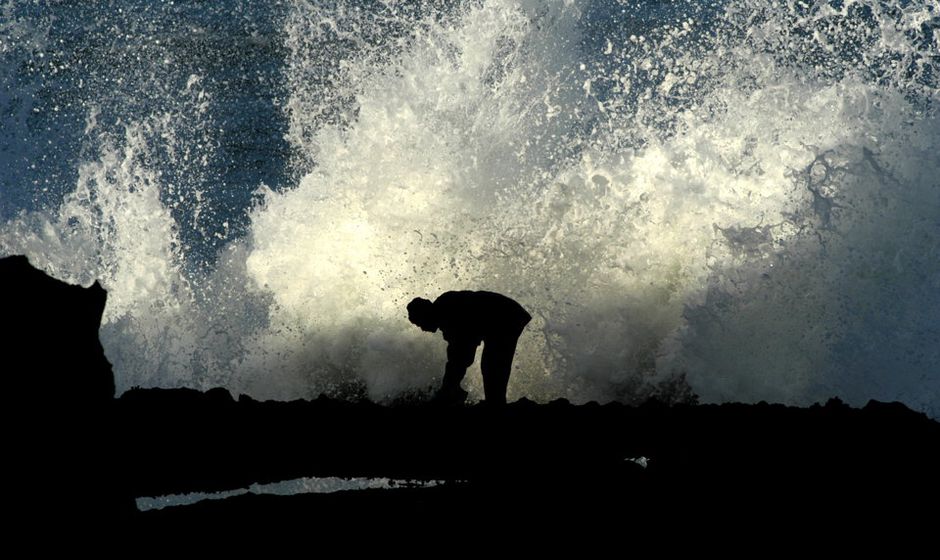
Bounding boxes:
1 0 937 415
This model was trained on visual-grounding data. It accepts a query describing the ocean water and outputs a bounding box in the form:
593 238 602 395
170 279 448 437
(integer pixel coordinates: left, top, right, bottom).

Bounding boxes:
136 476 445 511
2 0 938 416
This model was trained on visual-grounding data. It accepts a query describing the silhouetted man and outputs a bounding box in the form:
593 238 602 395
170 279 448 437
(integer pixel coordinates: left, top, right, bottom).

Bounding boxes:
408 291 531 405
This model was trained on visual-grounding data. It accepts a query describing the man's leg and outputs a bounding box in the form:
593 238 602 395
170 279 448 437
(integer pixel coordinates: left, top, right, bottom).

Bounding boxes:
480 332 520 405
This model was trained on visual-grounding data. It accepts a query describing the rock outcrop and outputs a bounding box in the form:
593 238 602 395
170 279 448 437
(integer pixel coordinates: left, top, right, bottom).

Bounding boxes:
1 255 133 534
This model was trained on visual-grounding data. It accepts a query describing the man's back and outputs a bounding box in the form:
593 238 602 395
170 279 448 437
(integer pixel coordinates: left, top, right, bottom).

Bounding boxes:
433 291 531 343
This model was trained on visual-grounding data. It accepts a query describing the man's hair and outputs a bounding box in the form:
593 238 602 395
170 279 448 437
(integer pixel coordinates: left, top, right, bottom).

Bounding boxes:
407 297 434 325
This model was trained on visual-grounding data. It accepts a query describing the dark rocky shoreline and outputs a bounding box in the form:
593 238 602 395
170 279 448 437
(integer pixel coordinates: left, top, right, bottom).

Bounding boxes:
3 254 938 540
124 389 940 528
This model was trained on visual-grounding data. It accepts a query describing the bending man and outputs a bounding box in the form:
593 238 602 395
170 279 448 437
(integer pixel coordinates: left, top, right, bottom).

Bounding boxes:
407 291 531 405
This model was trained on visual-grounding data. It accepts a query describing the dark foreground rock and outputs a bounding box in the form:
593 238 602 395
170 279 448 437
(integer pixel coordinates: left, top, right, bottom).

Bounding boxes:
124 391 940 531
3 254 939 541
1 255 133 539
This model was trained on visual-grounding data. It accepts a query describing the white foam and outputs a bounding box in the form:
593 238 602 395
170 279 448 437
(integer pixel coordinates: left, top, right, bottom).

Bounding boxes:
2 0 937 415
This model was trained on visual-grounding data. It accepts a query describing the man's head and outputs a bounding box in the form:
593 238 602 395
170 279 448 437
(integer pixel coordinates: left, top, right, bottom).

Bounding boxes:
407 297 438 332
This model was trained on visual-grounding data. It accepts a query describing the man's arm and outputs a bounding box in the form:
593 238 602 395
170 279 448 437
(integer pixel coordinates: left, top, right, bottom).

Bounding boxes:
440 338 478 395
